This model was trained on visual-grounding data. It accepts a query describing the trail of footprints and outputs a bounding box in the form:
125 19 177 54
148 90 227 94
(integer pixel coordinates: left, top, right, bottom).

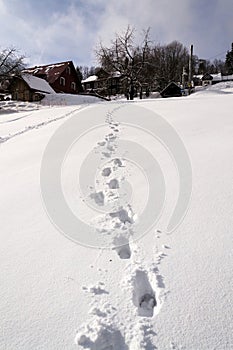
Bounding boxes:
75 109 169 349
75 242 168 349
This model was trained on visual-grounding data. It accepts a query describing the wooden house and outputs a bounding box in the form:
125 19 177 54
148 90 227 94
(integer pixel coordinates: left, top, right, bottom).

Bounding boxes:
161 82 182 98
193 73 223 86
82 68 123 97
9 73 55 102
81 75 99 92
201 73 213 86
201 73 222 86
107 71 124 96
23 61 83 94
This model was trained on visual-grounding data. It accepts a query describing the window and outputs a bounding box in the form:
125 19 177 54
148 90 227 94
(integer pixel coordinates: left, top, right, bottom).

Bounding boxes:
71 82 76 90
66 66 71 75
60 77 65 86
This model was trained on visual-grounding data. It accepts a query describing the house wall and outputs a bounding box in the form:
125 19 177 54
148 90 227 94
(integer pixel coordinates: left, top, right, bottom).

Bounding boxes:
83 76 124 96
51 65 83 94
10 79 43 102
107 77 123 95
83 81 97 90
161 83 182 98
203 80 213 86
82 79 108 96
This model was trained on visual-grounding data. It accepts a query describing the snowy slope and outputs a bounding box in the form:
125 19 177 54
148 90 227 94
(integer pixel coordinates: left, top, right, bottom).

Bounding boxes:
0 88 233 349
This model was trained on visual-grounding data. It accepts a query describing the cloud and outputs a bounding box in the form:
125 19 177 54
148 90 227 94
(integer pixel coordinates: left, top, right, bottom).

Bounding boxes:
0 0 233 67
0 0 99 66
95 0 232 60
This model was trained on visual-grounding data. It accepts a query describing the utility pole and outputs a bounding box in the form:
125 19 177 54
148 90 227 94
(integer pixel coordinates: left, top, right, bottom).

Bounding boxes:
182 67 187 87
188 44 193 94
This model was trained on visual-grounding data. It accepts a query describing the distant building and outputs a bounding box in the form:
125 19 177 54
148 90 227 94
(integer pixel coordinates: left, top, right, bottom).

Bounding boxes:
23 61 83 94
192 73 233 86
222 74 233 81
82 74 99 92
82 68 123 97
161 82 182 98
9 73 55 102
201 73 222 86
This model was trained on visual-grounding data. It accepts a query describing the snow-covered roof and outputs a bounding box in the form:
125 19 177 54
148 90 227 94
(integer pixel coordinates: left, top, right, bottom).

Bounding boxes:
21 73 55 94
194 73 222 81
111 71 121 78
193 74 203 79
211 73 222 81
23 61 75 84
222 74 233 80
82 75 98 83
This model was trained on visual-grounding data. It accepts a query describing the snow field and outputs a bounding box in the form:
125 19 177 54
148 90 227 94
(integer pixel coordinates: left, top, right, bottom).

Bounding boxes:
0 85 233 349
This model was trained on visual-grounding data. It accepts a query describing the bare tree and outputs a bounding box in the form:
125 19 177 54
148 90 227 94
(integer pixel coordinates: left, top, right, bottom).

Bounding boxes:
96 26 153 99
0 47 25 90
212 59 226 74
77 65 96 80
96 25 202 96
0 47 25 77
150 41 189 90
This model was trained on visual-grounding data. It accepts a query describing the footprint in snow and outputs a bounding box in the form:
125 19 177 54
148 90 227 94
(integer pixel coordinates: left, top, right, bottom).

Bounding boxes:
82 282 109 295
112 235 131 259
133 270 157 317
113 243 131 259
76 324 128 350
102 167 112 177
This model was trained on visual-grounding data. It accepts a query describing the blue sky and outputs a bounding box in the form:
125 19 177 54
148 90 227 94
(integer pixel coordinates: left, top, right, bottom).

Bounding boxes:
1 0 233 68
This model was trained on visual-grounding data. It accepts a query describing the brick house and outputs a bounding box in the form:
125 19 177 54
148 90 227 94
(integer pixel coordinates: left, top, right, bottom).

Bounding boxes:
23 61 83 94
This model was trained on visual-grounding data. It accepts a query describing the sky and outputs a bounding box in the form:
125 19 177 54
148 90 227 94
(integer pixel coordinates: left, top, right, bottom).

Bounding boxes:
0 0 233 68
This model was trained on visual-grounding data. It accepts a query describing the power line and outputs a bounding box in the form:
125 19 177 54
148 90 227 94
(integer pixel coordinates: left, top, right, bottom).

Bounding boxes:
207 50 227 61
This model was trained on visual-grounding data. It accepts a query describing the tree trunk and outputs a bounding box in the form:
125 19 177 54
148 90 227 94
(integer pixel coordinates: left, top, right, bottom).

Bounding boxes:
130 80 134 100
140 87 143 99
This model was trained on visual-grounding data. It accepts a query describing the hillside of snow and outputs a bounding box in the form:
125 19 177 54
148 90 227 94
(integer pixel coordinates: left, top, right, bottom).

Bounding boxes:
0 87 233 349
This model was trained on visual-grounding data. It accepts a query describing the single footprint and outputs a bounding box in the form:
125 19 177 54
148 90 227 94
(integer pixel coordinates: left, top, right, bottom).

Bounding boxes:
76 324 128 350
112 236 131 259
102 167 112 177
132 270 156 317
113 243 131 259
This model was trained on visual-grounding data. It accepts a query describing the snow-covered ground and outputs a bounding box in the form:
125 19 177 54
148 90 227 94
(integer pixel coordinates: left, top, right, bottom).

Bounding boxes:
0 86 233 349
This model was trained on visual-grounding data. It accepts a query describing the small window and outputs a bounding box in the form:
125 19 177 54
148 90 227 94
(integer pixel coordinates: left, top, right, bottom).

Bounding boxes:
71 82 76 90
60 77 65 86
66 66 71 75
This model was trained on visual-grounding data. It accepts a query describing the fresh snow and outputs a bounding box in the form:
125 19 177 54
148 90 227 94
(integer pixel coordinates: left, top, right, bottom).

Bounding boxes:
41 92 103 106
0 85 233 349
21 73 55 94
82 75 98 83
